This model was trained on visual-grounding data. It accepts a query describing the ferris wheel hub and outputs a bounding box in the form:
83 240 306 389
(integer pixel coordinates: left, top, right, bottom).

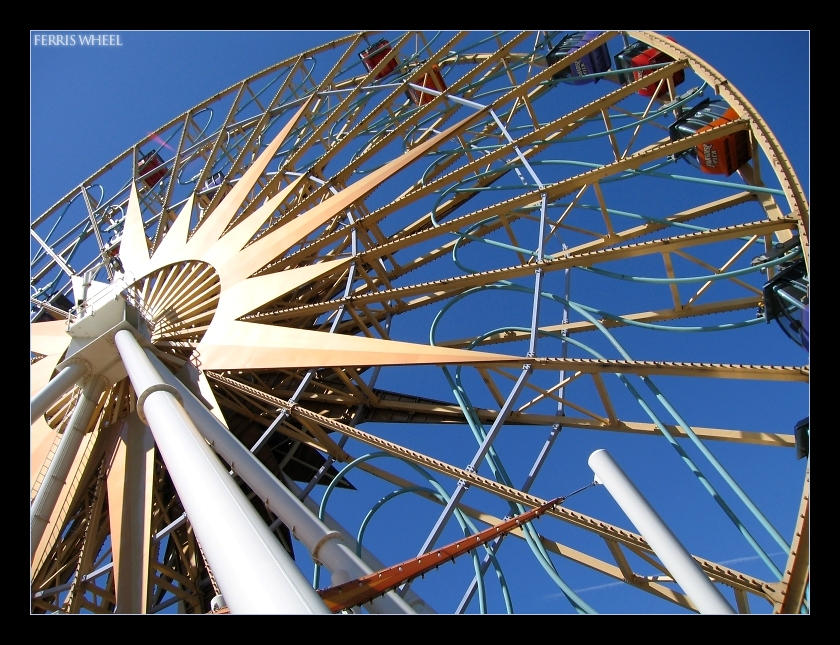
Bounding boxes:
58 295 155 388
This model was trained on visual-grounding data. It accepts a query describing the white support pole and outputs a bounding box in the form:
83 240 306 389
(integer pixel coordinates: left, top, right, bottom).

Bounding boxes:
31 374 105 559
588 449 735 614
113 329 328 615
283 477 436 614
31 360 89 424
143 350 417 614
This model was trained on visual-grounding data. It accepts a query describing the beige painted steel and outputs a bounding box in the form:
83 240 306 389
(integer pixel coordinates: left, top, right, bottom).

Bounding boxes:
120 186 152 277
629 30 809 269
31 319 72 356
31 425 103 577
449 296 762 347
105 414 155 613
213 258 350 322
184 99 315 256
31 31 808 614
31 425 61 495
202 369 784 607
352 460 775 611
253 219 795 322
144 194 195 266
30 321 75 435
123 98 315 281
271 60 698 272
774 465 810 613
198 319 516 371
228 111 487 276
64 465 109 613
31 376 107 562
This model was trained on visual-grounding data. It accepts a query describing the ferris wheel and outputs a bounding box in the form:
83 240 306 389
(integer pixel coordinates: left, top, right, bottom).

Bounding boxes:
30 30 809 614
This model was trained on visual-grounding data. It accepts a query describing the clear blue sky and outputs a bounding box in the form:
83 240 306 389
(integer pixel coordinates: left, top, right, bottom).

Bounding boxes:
31 30 809 614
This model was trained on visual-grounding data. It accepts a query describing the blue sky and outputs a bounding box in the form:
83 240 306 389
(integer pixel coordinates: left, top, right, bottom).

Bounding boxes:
31 30 810 614
31 31 809 215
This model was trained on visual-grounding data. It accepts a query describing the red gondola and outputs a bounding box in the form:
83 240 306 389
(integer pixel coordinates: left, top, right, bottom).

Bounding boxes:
359 39 398 79
137 150 167 187
614 37 685 97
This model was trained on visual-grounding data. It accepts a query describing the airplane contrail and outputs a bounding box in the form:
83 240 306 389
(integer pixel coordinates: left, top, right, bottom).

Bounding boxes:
545 551 787 598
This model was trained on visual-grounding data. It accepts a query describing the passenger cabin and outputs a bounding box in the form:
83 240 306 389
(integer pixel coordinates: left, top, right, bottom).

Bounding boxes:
614 38 685 97
762 258 809 351
198 171 227 209
137 150 168 188
794 417 809 460
669 99 751 176
546 31 611 84
406 64 447 106
359 39 399 79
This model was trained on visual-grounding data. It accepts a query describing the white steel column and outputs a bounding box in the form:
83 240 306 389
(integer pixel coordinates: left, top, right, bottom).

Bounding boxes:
588 449 735 614
30 360 88 424
283 477 435 614
30 374 105 559
113 329 328 615
143 350 417 614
